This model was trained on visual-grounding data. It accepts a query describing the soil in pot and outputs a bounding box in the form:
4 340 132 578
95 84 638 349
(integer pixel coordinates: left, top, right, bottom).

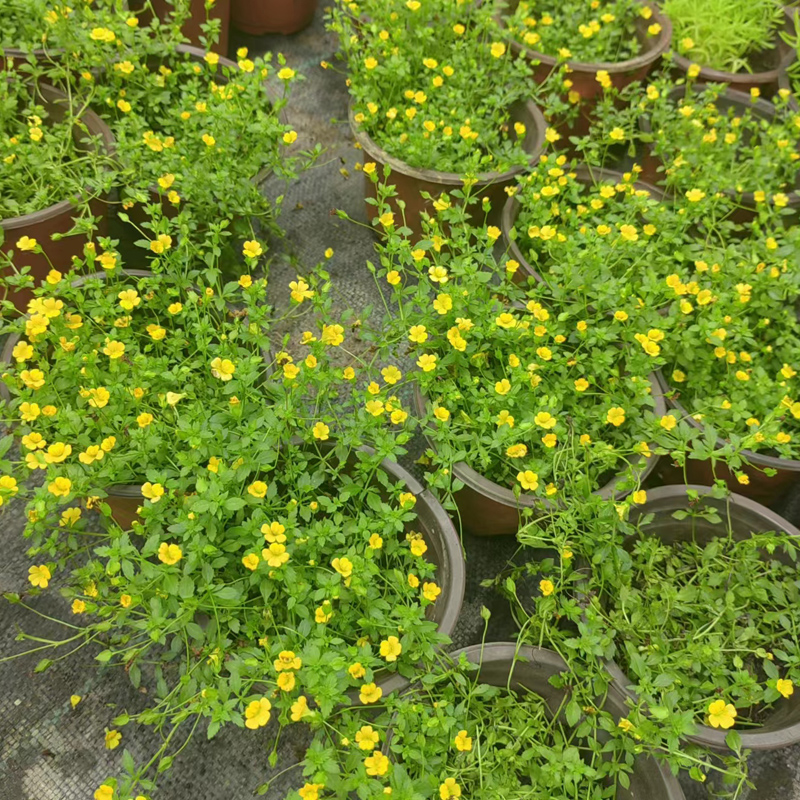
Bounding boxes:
604 485 800 752
667 5 797 96
231 0 318 36
379 642 684 800
1 82 114 312
638 84 800 222
500 0 672 138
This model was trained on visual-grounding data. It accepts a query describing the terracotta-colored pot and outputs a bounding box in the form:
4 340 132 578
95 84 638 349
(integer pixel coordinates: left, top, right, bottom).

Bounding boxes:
670 7 798 97
427 643 685 799
638 85 800 222
231 0 318 35
350 100 547 239
655 372 800 508
607 485 800 752
413 377 666 537
144 0 231 55
501 166 667 286
501 0 671 138
1 83 114 312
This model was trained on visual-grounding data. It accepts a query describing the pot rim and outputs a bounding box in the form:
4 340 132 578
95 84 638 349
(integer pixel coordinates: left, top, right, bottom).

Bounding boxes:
606 484 800 751
413 371 666 513
670 7 798 85
347 99 547 186
501 0 672 74
1 82 115 231
656 371 800 472
501 165 667 282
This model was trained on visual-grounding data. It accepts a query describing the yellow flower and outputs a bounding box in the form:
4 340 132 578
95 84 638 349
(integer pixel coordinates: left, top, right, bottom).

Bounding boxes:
283 131 298 144
574 378 589 392
609 127 625 141
618 718 634 733
632 490 647 504
321 323 345 346
454 730 472 751
277 672 296 691
291 696 312 722
539 579 554 596
409 325 427 343
95 786 114 800
158 543 183 565
495 379 511 395
364 56 378 70
433 293 453 314
777 679 794 698
368 533 383 549
490 42 506 58
202 133 216 147
365 750 389 776
117 289 140 310
495 312 517 329
243 240 263 259
439 778 461 799
517 470 539 491
332 556 353 579
434 406 450 422
16 235 38 252
242 553 260 571
382 365 402 384
142 482 165 502
619 224 638 242
48 477 72 497
90 27 115 42
210 357 236 381
245 698 272 729
359 682 382 704
263 542 289 567
105 730 121 750
28 564 51 588
422 582 441 602
685 189 705 203
349 662 366 679
103 340 125 359
417 353 437 372
607 407 626 426
506 444 527 459
356 726 380 750
312 422 330 440
707 699 737 729
534 411 556 429
249 481 268 498
380 636 402 661
136 412 153 428
149 234 172 254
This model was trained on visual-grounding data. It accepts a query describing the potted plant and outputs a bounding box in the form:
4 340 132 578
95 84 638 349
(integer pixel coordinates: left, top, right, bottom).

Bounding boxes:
636 81 800 221
330 0 546 235
231 0 319 36
137 0 231 55
665 0 796 95
653 231 800 506
354 179 667 536
602 486 800 752
0 241 465 798
500 0 672 135
0 75 115 311
281 641 685 799
500 160 691 310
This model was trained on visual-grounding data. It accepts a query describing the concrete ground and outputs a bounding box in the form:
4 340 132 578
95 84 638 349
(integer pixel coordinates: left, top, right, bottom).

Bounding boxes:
1 8 800 800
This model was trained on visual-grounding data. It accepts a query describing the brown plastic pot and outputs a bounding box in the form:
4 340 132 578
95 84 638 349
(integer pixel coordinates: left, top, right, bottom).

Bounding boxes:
606 485 800 752
413 377 666 537
501 1 670 137
670 7 798 96
427 643 685 799
231 0 318 35
107 443 466 700
638 85 800 221
501 166 667 286
1 83 114 312
143 0 231 55
349 100 547 239
655 372 800 508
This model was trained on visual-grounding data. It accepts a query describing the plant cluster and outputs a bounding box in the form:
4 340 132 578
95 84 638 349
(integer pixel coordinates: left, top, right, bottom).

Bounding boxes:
330 0 534 173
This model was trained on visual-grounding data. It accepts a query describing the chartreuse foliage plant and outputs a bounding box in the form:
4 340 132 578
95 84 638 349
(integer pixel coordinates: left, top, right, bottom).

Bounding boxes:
664 0 784 73
329 0 533 173
503 0 659 63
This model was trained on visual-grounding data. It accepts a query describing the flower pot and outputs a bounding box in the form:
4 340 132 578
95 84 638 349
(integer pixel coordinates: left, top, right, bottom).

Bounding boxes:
655 372 800 508
413 378 666 537
500 1 671 138
231 0 318 35
606 485 800 752
349 100 547 239
145 0 231 55
501 166 667 286
1 83 115 313
107 443 465 699
638 85 800 222
430 643 686 799
670 7 798 96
